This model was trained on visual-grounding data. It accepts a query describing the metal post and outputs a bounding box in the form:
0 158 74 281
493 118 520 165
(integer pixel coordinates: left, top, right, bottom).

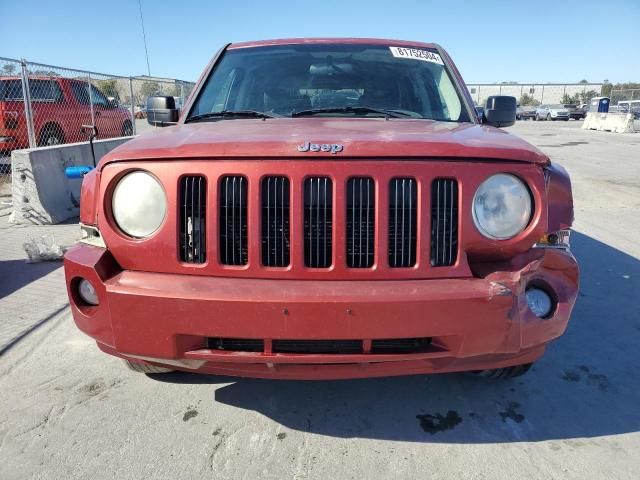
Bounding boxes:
541 85 545 104
499 85 502 95
129 77 136 135
20 59 37 148
87 73 95 127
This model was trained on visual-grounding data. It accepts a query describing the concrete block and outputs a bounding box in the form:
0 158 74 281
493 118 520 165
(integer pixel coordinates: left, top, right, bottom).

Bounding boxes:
10 137 131 225
583 112 635 134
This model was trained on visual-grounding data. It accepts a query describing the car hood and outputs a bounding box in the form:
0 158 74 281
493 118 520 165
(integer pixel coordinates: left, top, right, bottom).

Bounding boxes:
102 118 549 166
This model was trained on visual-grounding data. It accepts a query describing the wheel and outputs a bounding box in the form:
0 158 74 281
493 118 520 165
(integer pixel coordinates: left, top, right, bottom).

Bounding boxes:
534 115 538 121
471 363 533 379
124 359 173 374
546 113 552 121
563 118 569 121
38 124 65 146
122 120 133 136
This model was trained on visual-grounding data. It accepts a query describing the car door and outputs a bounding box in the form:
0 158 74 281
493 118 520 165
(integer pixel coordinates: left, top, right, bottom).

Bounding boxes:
88 84 124 138
68 80 94 143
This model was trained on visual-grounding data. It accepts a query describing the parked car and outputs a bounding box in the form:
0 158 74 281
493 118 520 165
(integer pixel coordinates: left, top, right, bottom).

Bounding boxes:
563 104 585 120
535 104 570 121
516 105 536 120
617 100 640 120
64 38 578 380
0 76 133 153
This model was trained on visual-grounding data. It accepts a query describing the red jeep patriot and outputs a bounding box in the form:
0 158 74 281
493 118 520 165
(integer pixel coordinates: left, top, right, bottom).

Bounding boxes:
63 39 579 380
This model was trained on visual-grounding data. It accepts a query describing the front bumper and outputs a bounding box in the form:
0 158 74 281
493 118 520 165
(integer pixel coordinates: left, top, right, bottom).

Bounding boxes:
64 245 579 379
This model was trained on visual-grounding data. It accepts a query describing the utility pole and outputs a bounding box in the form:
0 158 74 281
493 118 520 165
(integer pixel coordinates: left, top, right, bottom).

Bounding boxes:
138 0 151 76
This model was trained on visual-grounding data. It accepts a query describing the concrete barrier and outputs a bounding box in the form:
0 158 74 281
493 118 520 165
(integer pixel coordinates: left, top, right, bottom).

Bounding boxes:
583 112 635 133
10 137 131 225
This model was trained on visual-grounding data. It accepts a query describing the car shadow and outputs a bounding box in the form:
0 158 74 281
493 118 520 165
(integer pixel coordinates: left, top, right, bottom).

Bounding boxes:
153 231 640 443
0 259 62 299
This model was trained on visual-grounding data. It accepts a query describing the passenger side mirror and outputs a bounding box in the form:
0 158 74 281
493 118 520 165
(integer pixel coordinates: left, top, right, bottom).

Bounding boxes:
483 95 516 128
147 96 179 127
106 98 119 109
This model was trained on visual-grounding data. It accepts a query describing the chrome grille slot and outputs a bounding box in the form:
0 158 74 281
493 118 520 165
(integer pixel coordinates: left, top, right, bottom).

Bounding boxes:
179 175 206 264
219 176 248 265
346 177 375 268
261 176 290 267
304 177 333 268
388 178 417 268
430 178 458 267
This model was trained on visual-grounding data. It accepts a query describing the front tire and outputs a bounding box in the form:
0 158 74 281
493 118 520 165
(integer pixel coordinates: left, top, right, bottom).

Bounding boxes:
38 124 65 146
471 363 533 379
547 113 552 121
124 360 173 374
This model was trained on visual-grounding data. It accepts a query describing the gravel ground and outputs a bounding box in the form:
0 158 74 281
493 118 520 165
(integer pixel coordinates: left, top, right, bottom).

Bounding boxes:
0 120 639 480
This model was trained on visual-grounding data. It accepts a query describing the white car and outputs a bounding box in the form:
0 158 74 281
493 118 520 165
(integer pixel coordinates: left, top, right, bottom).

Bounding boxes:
535 104 570 121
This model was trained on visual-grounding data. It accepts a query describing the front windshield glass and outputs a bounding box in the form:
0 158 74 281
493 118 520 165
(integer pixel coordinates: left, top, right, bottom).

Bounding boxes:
188 44 471 122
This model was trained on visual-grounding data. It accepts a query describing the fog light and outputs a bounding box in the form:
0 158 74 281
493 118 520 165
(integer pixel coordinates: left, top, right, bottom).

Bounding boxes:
526 288 553 318
78 279 99 306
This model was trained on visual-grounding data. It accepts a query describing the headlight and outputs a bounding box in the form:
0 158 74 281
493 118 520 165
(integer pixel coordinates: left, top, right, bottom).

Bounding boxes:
112 171 166 238
472 174 532 240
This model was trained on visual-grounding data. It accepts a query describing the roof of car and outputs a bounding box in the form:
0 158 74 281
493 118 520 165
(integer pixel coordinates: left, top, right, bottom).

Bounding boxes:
228 37 439 50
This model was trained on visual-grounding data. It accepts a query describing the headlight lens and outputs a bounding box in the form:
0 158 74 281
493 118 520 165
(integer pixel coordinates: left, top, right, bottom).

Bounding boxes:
112 171 166 238
472 174 532 240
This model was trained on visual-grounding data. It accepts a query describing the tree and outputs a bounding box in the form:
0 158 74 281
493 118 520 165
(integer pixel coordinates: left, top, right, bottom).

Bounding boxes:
579 90 599 104
2 63 17 75
95 79 120 100
518 93 540 106
579 79 588 84
561 93 580 104
140 81 161 98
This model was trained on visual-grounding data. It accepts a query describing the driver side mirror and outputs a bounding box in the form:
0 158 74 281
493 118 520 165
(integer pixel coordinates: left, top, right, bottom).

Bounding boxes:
106 98 119 109
147 96 179 127
483 96 516 128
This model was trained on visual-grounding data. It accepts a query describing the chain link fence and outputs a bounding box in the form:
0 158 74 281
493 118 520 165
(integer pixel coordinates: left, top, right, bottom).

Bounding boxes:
466 83 604 107
0 56 194 182
610 89 640 118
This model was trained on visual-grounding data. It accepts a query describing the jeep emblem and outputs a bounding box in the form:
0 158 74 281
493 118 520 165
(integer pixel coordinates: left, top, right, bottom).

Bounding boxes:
297 142 343 154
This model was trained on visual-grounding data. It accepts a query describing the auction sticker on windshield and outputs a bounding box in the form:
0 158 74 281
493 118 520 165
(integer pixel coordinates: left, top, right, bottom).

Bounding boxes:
389 46 444 65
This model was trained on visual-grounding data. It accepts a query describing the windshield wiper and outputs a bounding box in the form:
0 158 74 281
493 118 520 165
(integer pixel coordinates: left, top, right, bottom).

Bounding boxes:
291 106 412 118
185 110 275 123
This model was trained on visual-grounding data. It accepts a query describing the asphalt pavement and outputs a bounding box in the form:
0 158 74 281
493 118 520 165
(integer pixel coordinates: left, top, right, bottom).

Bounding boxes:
0 120 639 479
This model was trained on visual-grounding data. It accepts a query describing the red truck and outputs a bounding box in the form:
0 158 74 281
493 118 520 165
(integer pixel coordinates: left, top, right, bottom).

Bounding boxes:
63 38 579 380
0 76 133 154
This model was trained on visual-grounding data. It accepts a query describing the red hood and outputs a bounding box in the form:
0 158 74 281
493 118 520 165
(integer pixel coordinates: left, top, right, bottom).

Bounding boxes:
102 118 549 167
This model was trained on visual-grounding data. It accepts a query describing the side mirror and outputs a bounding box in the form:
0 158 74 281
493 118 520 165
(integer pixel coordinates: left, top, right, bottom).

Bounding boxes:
483 95 516 127
147 96 179 127
107 97 119 109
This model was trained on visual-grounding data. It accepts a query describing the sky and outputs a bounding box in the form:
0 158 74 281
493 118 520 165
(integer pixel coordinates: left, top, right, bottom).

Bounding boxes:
1 0 638 84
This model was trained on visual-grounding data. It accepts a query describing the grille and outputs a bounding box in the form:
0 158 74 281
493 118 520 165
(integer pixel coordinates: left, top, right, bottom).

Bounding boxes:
346 177 375 268
304 177 333 268
273 339 362 354
219 176 248 265
179 175 206 263
261 176 291 267
205 337 437 355
430 178 458 267
388 178 417 267
371 337 432 353
207 338 264 352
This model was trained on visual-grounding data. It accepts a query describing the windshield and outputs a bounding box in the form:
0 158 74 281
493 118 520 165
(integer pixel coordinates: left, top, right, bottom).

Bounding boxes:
188 44 471 122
